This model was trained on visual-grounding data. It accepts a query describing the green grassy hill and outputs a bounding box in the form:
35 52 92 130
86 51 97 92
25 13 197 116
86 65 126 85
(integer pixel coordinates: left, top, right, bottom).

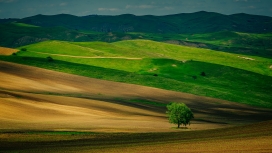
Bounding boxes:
18 40 272 76
0 23 93 48
112 40 272 76
126 31 272 58
1 22 271 58
1 40 271 108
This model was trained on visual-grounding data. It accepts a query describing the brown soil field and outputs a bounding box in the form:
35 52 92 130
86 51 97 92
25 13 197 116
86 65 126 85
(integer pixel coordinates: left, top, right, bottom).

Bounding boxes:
0 47 18 55
89 136 272 153
1 120 272 152
0 61 272 132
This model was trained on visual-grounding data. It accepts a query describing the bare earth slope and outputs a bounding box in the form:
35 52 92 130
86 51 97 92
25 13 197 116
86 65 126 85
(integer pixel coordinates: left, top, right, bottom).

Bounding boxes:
0 47 18 55
0 61 272 132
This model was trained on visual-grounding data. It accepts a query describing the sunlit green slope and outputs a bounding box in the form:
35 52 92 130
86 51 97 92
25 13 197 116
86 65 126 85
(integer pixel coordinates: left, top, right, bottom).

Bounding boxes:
19 40 272 76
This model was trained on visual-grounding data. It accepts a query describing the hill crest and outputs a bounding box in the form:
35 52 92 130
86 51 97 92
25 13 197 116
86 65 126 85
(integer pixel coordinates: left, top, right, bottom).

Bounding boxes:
1 11 272 33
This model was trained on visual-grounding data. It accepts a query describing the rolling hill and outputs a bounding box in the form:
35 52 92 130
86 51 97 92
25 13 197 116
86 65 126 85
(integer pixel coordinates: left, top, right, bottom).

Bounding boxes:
0 23 93 48
1 40 271 108
0 22 271 58
1 61 271 132
16 40 272 76
1 11 272 152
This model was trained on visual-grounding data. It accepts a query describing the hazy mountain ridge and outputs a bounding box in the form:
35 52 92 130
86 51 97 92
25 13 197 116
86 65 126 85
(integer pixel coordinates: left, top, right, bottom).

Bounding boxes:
1 11 272 33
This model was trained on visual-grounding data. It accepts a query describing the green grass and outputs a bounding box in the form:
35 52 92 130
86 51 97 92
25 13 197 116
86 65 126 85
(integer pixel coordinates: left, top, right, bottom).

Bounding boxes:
126 31 272 58
188 31 272 49
2 21 271 58
71 41 141 57
1 55 271 108
19 40 117 57
15 50 148 72
17 40 272 76
113 40 272 76
0 23 94 48
12 22 40 28
2 20 272 58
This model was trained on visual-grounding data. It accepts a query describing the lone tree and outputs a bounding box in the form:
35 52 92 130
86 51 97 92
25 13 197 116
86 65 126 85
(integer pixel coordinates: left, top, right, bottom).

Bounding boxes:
166 102 194 128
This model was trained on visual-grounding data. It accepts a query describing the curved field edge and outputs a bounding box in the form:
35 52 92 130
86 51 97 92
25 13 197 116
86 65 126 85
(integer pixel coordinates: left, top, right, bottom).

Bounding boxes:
1 120 272 152
29 56 272 108
0 56 271 108
3 61 272 133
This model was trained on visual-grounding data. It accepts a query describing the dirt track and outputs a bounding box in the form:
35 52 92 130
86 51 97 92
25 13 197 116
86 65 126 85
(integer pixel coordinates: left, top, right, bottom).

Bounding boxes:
1 61 272 132
28 51 142 59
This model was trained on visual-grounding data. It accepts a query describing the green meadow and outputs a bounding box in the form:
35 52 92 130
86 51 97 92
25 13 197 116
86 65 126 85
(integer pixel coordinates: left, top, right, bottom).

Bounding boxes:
18 40 272 75
1 39 271 108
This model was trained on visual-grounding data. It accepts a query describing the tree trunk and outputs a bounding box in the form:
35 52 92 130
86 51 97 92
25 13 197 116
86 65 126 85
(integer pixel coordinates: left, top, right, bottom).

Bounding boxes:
178 123 180 128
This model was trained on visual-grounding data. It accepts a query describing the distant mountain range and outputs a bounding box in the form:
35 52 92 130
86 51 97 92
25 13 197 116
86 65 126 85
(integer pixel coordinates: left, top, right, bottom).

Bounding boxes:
1 11 272 33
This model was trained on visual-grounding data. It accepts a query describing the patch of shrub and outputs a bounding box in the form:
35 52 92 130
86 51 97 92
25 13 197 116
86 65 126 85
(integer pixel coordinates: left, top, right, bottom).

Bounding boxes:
20 48 27 51
200 71 206 76
153 74 158 77
46 56 54 62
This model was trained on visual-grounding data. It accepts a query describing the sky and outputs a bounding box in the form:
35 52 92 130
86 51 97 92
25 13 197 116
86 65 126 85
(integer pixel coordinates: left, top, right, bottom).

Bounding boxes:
0 0 272 19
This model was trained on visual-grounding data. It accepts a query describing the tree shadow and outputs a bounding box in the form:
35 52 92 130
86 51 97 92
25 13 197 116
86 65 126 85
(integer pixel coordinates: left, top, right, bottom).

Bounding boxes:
171 127 189 130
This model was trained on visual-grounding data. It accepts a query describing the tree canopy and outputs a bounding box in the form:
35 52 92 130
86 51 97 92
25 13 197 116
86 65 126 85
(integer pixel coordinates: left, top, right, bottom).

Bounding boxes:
166 102 194 128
